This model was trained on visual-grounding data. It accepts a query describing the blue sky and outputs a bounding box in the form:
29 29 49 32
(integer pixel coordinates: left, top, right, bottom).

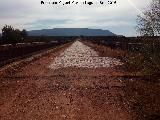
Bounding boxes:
0 0 151 36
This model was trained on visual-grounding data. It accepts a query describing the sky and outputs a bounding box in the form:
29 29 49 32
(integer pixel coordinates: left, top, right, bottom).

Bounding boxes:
0 0 152 36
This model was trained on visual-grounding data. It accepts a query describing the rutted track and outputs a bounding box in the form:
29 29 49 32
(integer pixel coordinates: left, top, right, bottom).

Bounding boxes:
0 40 159 120
49 41 122 70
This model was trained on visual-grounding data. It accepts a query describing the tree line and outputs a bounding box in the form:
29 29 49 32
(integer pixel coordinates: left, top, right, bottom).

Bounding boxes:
0 0 159 46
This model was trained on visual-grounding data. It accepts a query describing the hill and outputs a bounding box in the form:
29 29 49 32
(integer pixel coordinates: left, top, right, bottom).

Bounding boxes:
28 28 116 36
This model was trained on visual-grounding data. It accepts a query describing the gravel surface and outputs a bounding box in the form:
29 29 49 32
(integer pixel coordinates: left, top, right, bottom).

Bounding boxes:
49 41 123 70
0 40 159 120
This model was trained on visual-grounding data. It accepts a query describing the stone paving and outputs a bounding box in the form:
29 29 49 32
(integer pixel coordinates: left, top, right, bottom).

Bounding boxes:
49 41 123 70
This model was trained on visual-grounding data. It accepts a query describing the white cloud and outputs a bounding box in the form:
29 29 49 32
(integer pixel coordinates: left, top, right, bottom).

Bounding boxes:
0 0 152 36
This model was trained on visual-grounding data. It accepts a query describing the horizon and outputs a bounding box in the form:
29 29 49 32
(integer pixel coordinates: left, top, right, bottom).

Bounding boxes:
0 0 152 37
27 28 117 37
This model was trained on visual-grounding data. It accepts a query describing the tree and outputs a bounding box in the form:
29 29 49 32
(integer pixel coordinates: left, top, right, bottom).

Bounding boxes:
137 0 160 36
14 29 22 43
2 25 16 44
0 33 2 45
21 29 28 40
1 25 28 45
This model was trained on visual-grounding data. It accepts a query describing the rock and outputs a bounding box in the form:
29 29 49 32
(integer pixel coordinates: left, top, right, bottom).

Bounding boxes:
49 41 123 70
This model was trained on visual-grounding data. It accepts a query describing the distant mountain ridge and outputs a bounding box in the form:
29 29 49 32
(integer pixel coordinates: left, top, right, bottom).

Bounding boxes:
28 28 116 36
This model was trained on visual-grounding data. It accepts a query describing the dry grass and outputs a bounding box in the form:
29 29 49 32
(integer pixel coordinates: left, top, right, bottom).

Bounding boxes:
83 40 126 59
82 40 160 120
0 42 72 78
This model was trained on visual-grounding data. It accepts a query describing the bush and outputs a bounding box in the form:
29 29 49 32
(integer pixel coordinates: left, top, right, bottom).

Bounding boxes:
1 25 27 45
126 38 160 76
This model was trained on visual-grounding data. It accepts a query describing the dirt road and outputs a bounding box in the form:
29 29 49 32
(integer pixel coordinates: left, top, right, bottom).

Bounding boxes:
0 40 159 120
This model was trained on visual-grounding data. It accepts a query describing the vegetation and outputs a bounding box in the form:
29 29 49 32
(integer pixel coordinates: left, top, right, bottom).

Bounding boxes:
137 0 160 36
135 0 160 76
126 38 160 76
0 28 73 67
1 25 28 45
84 36 160 77
0 24 159 77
